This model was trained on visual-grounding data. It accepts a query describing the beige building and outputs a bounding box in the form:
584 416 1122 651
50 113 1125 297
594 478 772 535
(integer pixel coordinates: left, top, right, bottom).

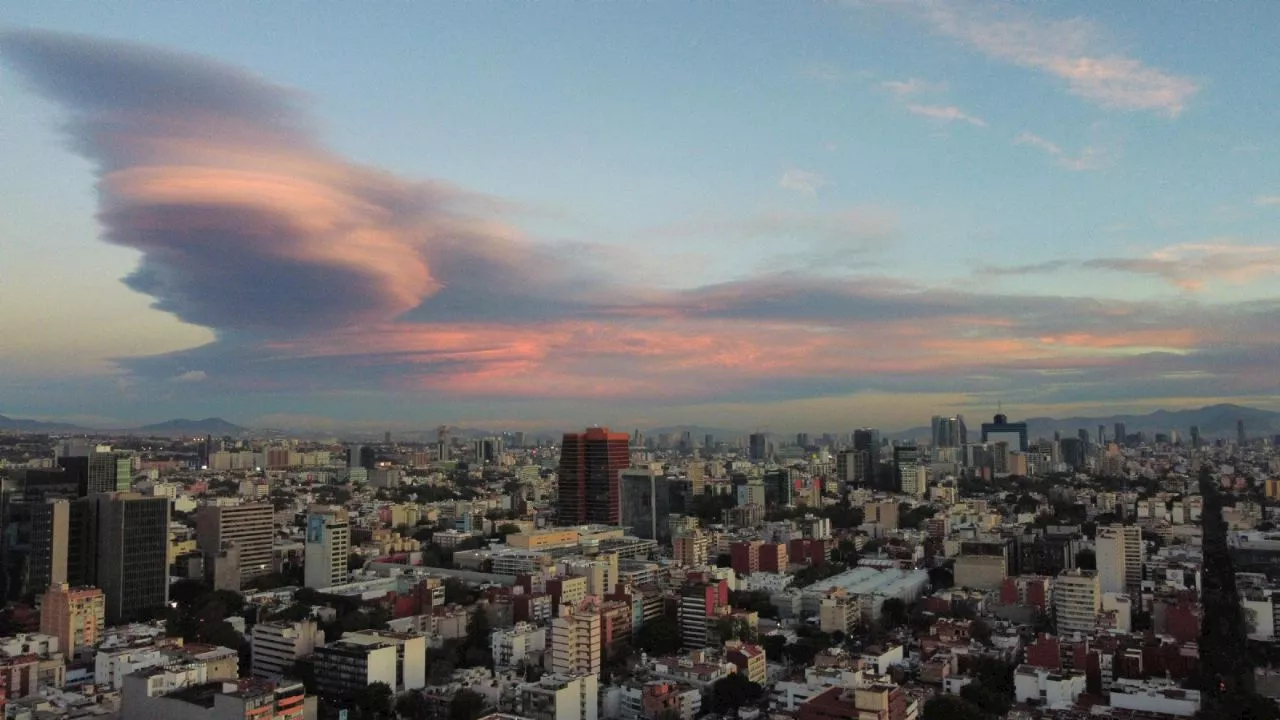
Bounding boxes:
39 584 105 653
672 530 709 567
551 603 602 677
954 554 1007 591
818 591 858 634
251 620 325 682
196 502 275 583
1054 569 1102 635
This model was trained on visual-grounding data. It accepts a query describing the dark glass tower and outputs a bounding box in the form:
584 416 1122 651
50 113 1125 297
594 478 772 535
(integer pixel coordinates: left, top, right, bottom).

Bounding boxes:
557 427 630 525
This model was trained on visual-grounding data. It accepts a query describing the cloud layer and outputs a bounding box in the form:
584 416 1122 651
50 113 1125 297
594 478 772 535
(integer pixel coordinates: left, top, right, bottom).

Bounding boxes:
2 29 1275 421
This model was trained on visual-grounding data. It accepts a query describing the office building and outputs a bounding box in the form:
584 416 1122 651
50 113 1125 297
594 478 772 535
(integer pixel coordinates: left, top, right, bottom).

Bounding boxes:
748 433 768 461
931 416 966 448
195 502 274 584
251 620 326 682
551 603 602 677
1190 426 1201 448
620 468 670 542
1053 569 1101 635
1238 419 1247 446
850 429 880 486
86 493 170 624
892 447 919 494
981 413 1028 452
87 452 132 495
557 428 629 526
312 640 398 699
304 507 351 589
39 583 105 653
343 630 427 691
520 673 600 720
1096 524 1143 595
1114 423 1127 447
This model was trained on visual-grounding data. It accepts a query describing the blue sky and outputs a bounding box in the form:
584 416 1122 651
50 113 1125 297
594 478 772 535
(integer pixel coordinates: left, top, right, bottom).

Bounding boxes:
2 1 1279 432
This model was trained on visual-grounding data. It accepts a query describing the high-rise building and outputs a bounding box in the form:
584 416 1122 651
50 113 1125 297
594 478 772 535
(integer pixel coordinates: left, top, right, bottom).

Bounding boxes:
852 429 879 485
796 433 810 449
91 493 170 624
765 469 793 507
1097 425 1106 446
1238 419 1247 446
557 428 630 526
0 474 73 602
620 468 669 543
981 413 1028 452
304 507 351 589
703 434 714 452
931 416 966 448
677 582 728 648
550 603 602 677
39 583 105 653
1190 426 1201 448
195 502 275 584
893 446 919 493
87 452 131 494
1096 524 1143 595
748 433 768 461
1053 568 1101 635
1114 423 1127 447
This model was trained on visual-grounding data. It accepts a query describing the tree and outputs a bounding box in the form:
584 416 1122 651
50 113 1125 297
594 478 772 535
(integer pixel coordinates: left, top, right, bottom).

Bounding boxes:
353 681 393 719
448 689 487 720
708 672 764 715
634 615 681 656
443 578 475 605
1075 549 1096 571
880 597 908 628
762 634 787 663
960 658 1014 716
497 523 522 538
395 691 431 720
970 618 994 646
349 552 366 572
921 695 984 720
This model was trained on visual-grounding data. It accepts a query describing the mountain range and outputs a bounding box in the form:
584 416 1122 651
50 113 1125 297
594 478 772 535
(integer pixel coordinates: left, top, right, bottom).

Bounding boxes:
0 403 1276 441
0 415 246 436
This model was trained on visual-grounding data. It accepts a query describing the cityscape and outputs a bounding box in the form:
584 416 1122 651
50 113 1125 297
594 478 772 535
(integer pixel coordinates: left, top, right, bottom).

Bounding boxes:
3 3 1280 720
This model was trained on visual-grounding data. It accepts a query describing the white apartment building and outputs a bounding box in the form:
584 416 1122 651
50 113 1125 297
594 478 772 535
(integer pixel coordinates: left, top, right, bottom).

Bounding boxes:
251 620 325 681
1014 665 1086 708
492 622 548 671
304 507 350 589
519 673 599 720
1096 524 1143 595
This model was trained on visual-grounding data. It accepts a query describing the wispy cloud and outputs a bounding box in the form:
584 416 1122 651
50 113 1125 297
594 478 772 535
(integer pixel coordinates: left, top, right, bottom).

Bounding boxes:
778 168 827 195
1255 195 1280 207
974 259 1072 277
1013 131 1107 171
881 77 946 98
906 104 986 127
1084 242 1280 291
867 0 1199 116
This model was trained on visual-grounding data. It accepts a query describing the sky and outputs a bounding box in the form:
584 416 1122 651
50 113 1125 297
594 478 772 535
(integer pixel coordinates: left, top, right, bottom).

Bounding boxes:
2 1 1280 433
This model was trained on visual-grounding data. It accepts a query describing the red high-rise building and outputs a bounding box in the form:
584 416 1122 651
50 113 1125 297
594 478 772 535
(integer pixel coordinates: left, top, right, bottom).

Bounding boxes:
557 427 630 525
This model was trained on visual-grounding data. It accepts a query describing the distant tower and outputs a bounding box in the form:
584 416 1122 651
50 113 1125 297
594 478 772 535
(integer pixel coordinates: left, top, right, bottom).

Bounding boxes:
1190 425 1201 448
1238 419 1247 446
1098 425 1106 446
437 425 450 462
557 427 630 525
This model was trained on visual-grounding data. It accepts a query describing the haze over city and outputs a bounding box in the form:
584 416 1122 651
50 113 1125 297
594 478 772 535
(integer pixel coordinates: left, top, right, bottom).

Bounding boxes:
3 2 1280 431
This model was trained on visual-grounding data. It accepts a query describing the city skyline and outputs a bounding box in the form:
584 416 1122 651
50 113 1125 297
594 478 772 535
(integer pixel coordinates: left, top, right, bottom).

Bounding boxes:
3 3 1280 429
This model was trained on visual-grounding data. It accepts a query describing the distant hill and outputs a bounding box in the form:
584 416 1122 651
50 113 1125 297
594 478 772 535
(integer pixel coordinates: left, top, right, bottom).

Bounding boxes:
134 417 246 436
891 403 1280 441
0 414 89 433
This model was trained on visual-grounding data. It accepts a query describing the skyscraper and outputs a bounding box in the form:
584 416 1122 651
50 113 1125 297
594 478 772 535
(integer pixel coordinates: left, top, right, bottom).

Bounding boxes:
981 413 1028 452
87 452 131 494
1114 423 1127 447
1097 425 1106 446
1190 425 1201 448
619 468 669 542
1096 524 1143 595
195 502 275 584
845 429 879 487
748 433 768 461
930 416 966 448
304 507 350 589
557 428 630 526
893 446 920 494
1238 419 1247 446
91 493 170 624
